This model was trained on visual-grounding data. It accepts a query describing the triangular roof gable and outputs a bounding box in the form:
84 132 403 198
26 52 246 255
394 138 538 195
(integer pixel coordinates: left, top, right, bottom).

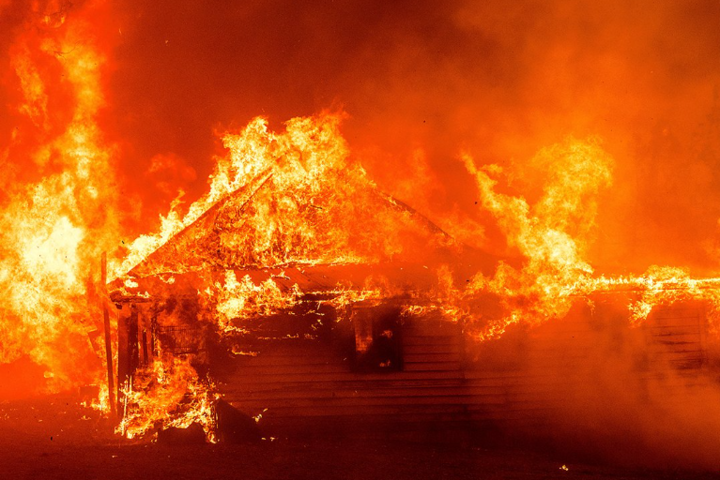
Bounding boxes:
130 169 457 278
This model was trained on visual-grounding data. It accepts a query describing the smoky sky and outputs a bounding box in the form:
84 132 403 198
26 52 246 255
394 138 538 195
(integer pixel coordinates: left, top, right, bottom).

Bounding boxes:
5 0 720 273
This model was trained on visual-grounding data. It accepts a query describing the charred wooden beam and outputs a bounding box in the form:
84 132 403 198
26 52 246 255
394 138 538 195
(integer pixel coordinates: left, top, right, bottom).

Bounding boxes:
101 253 116 417
117 303 140 413
109 292 154 304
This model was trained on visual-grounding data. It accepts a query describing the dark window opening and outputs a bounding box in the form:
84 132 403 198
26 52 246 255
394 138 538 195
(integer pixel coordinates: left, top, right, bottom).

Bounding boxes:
351 304 403 372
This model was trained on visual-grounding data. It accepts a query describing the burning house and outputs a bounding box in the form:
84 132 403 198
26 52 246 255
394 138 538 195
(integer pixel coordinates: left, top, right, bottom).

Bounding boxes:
5 1 720 475
105 114 720 444
107 113 494 438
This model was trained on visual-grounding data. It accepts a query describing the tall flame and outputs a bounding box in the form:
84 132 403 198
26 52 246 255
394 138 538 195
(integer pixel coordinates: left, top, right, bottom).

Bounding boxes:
0 1 118 394
113 112 451 279
462 138 613 338
460 138 720 341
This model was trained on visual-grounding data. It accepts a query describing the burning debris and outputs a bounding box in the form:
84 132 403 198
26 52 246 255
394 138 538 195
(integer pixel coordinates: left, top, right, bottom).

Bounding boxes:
116 356 217 441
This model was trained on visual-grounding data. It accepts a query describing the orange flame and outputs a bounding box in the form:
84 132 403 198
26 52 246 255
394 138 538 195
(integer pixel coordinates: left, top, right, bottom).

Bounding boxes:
117 356 218 442
461 138 613 338
0 1 118 396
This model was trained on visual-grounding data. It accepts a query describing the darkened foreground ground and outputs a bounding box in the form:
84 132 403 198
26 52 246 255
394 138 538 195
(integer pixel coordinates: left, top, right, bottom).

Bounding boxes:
1 394 719 480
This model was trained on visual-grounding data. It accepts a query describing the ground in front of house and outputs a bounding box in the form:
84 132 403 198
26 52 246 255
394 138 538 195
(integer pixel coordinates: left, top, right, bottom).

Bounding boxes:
0 394 718 480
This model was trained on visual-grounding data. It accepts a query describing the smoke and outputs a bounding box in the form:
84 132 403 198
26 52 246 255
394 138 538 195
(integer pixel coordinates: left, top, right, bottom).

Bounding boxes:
477 300 720 470
90 0 720 274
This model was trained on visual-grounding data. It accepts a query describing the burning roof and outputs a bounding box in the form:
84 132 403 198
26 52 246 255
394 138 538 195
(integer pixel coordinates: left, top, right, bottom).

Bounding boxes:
127 157 458 278
114 114 464 282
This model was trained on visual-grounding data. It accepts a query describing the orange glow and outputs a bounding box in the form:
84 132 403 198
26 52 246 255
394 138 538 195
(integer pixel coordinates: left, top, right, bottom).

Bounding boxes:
5 3 720 465
0 0 118 398
460 138 613 339
117 356 217 441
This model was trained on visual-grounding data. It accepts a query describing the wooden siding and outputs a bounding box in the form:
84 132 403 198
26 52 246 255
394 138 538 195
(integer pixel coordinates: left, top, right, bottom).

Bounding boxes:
463 300 710 431
218 301 711 434
220 315 469 432
644 303 707 369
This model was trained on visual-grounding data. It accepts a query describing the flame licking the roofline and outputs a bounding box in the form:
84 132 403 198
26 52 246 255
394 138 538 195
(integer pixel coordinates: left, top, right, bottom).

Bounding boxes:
109 112 454 281
460 138 615 339
458 141 720 340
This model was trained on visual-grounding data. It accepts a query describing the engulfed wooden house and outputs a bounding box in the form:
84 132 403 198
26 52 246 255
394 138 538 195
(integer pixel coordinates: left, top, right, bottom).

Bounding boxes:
109 169 718 439
212 294 714 438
